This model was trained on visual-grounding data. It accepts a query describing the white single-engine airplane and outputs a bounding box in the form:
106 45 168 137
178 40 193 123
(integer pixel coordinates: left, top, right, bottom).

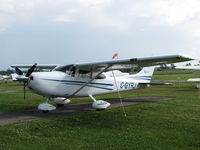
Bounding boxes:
11 54 192 113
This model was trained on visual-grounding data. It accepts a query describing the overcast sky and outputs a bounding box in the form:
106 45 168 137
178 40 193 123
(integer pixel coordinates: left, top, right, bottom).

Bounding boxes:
0 0 200 69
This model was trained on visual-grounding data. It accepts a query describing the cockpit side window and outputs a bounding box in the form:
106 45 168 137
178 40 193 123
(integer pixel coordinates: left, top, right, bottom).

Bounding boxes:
54 65 106 79
95 74 106 79
53 65 74 73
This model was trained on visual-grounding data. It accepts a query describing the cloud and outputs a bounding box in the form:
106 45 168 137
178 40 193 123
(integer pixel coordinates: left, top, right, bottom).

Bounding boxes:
54 16 73 23
50 0 200 38
52 0 130 33
0 0 33 33
18 0 33 10
0 0 15 13
76 0 112 7
1 0 200 35
53 8 78 23
0 25 7 32
0 0 200 57
131 0 200 26
89 13 129 31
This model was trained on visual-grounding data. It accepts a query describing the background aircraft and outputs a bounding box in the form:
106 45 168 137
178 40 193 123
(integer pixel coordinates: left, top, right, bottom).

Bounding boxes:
175 59 200 70
175 60 200 82
0 75 11 81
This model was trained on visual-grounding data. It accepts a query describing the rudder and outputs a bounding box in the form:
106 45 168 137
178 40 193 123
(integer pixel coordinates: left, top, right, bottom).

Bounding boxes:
128 66 155 81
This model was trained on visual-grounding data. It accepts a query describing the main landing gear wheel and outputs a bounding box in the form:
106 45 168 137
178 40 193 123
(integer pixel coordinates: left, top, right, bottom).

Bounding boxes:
89 95 111 110
38 98 56 113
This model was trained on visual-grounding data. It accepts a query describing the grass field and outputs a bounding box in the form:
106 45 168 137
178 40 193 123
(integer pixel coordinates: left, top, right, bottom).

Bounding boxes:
0 70 200 150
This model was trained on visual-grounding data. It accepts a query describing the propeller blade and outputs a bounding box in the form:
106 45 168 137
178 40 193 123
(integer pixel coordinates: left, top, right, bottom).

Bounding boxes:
15 67 23 75
26 63 37 77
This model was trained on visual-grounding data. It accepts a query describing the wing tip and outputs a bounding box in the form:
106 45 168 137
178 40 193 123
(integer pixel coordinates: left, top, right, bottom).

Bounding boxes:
177 54 195 61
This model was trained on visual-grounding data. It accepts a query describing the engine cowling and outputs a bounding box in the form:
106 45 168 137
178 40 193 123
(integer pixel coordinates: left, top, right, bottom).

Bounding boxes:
92 100 111 110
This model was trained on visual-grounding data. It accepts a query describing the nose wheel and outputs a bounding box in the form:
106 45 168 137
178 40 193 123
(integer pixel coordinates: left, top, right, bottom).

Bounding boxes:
41 110 50 113
54 97 71 107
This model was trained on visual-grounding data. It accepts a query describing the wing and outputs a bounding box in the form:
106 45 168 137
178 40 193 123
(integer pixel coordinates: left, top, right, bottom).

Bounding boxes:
73 54 193 72
11 64 58 70
11 54 193 73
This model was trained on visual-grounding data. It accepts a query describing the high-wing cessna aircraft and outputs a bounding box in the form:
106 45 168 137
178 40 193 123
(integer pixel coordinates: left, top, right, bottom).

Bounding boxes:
11 54 192 112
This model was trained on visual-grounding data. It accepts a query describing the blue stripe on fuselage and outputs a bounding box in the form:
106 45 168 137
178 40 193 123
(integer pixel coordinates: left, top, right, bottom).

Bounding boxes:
42 79 114 86
128 76 152 80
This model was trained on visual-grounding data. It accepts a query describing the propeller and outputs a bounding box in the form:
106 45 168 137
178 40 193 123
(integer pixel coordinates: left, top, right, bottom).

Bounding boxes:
15 63 37 100
15 67 23 75
24 82 26 100
26 63 37 77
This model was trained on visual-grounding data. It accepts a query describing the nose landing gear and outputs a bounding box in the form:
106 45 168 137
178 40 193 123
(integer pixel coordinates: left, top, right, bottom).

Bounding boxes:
54 97 71 107
38 97 71 113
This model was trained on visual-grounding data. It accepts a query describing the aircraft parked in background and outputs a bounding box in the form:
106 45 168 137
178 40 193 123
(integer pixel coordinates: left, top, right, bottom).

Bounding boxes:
175 65 200 70
0 75 11 81
11 54 192 113
175 60 200 82
175 60 200 70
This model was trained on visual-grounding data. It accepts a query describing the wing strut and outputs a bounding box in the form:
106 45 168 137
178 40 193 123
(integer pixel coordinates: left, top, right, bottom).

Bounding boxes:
67 65 111 98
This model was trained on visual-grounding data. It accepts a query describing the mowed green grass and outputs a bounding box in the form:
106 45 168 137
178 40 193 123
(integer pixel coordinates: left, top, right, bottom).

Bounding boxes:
0 82 45 112
152 69 200 80
0 70 200 150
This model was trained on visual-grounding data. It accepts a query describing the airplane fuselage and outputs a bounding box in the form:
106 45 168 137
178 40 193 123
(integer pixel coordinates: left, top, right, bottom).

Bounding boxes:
27 71 148 98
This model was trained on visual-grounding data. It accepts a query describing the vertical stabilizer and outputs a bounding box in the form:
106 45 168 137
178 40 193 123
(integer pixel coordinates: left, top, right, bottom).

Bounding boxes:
128 66 155 81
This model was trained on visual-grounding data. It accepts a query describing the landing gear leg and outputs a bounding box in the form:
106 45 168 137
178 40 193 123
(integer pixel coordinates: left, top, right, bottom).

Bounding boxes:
42 98 50 113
